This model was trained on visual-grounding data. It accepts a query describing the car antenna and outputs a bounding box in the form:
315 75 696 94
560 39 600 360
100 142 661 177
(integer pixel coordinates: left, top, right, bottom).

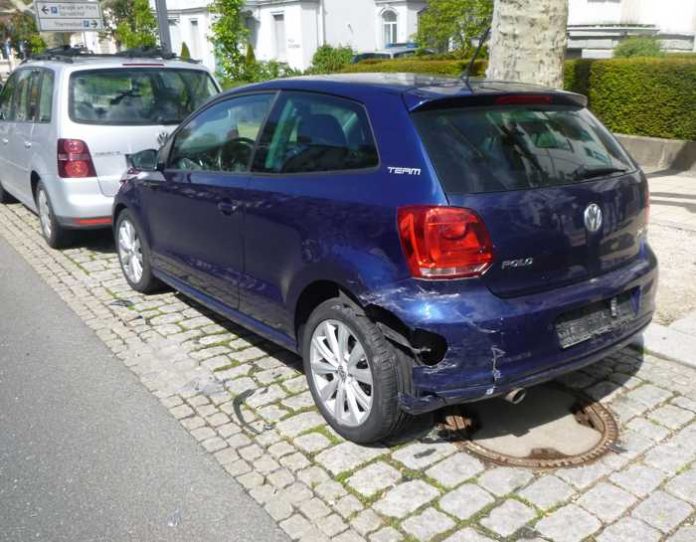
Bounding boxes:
461 26 491 91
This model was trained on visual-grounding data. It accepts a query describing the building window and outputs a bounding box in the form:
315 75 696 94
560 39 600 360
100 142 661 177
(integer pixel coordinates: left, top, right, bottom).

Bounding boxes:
273 13 286 60
383 10 397 46
190 19 199 58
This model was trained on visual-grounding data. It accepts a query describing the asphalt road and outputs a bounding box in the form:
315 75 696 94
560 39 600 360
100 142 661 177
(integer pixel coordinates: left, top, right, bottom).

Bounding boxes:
0 235 288 542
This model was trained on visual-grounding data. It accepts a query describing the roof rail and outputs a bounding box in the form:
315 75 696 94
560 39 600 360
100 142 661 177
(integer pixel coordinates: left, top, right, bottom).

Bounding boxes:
25 45 198 64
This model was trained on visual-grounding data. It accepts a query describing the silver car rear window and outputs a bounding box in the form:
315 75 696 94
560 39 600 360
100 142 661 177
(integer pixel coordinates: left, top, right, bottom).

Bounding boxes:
69 68 218 126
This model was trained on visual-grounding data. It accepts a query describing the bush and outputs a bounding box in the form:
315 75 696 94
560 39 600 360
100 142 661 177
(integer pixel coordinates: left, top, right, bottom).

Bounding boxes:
342 58 487 77
614 36 663 58
565 57 696 140
310 44 355 74
180 42 191 60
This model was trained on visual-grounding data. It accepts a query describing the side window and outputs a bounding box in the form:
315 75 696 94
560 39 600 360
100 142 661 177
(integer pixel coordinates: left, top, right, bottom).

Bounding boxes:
27 71 42 122
11 70 34 122
253 92 379 174
0 72 18 121
169 93 274 173
37 70 55 123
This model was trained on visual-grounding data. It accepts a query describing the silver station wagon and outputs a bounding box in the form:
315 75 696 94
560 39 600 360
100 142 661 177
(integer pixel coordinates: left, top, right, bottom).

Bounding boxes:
0 47 219 247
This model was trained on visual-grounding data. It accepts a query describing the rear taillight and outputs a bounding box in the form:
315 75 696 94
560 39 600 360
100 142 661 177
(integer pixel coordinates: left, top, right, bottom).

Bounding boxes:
57 139 96 178
397 206 494 279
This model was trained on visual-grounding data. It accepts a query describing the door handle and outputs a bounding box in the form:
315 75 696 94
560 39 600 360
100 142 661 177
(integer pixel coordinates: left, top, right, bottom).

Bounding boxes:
217 200 238 216
1 138 8 145
24 141 31 149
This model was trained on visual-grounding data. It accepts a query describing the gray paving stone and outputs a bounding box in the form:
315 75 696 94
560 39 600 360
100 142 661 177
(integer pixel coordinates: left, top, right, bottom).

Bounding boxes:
596 517 662 542
369 527 402 542
280 451 311 472
280 513 314 540
610 464 667 497
535 504 601 542
632 490 692 533
477 467 533 496
556 460 611 490
442 528 495 542
401 507 455 542
671 396 696 413
351 509 382 536
299 498 332 521
276 411 325 438
626 384 673 408
644 440 693 472
439 483 493 520
425 452 484 488
625 417 670 442
333 494 363 519
297 466 330 488
373 480 440 518
480 499 536 537
577 482 637 522
346 461 401 498
315 480 347 503
649 404 695 430
318 513 348 538
391 440 457 470
333 530 365 542
519 475 574 510
666 468 696 505
265 496 294 521
314 442 385 475
669 525 696 542
294 432 331 454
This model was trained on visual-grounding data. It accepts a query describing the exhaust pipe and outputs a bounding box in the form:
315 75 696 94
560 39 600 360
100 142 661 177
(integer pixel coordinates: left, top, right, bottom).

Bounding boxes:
504 388 526 405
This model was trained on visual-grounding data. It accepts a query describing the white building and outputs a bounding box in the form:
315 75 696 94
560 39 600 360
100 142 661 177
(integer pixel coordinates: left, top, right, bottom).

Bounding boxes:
568 0 696 58
165 0 425 73
165 0 696 73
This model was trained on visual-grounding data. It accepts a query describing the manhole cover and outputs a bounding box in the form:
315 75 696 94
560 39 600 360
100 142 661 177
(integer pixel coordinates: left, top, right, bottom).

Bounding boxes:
439 384 619 468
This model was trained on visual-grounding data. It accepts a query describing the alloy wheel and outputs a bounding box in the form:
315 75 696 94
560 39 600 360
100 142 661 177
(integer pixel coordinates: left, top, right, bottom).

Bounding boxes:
309 319 374 427
37 189 52 239
118 219 144 284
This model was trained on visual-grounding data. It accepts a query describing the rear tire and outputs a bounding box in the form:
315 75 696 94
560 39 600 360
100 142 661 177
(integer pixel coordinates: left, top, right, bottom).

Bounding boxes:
115 209 162 294
302 298 412 444
36 182 72 249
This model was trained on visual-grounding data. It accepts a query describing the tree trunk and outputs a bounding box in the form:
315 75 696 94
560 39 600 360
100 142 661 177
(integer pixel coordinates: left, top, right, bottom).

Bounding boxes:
486 0 569 88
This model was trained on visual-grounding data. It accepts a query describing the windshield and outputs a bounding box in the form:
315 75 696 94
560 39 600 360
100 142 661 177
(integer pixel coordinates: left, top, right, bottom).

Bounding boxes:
70 68 218 126
413 105 635 194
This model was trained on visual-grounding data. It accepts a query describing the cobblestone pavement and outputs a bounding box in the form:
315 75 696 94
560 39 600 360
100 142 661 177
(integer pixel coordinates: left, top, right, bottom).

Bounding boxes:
2 201 696 542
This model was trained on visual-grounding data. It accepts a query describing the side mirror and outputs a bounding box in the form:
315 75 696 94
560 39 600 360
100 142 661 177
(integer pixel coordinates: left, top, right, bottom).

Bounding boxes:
128 148 159 171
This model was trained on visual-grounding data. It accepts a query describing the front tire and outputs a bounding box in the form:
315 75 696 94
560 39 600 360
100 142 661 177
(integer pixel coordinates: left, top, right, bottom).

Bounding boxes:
302 298 411 444
36 182 72 249
116 209 162 294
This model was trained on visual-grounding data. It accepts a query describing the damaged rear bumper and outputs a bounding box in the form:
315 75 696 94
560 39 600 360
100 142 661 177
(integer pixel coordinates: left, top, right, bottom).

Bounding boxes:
364 250 658 416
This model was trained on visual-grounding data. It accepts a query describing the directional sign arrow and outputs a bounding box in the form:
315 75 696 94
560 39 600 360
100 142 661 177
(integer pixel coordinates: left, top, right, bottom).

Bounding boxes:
91 19 97 27
41 5 49 13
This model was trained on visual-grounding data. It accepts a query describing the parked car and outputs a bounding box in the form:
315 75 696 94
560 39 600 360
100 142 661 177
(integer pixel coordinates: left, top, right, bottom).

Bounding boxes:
114 74 657 443
0 48 220 248
351 45 433 63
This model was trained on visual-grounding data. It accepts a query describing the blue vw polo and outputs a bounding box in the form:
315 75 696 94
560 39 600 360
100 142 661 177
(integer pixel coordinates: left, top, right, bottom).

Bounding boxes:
114 74 657 443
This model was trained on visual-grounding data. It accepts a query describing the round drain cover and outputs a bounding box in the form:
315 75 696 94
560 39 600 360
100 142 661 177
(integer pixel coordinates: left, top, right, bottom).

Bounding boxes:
440 384 618 468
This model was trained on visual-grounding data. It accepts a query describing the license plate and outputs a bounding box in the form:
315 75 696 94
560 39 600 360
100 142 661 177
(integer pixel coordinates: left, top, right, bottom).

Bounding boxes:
556 292 636 349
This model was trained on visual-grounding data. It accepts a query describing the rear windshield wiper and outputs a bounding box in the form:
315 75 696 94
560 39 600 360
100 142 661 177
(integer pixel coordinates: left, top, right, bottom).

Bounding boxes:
574 166 628 180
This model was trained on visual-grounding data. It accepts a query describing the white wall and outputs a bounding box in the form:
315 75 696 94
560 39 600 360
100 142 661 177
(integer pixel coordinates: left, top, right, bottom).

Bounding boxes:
569 0 696 34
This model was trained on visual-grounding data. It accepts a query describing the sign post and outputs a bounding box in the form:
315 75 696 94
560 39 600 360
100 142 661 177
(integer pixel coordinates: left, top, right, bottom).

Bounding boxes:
35 1 104 33
154 0 172 55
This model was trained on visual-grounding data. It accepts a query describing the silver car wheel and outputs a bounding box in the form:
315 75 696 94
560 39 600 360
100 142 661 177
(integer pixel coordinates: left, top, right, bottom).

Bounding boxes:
118 218 144 284
38 189 52 239
310 319 374 427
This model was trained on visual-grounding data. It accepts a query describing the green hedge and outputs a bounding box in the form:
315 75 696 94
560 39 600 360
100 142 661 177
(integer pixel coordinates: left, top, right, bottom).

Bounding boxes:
565 58 696 140
343 57 696 140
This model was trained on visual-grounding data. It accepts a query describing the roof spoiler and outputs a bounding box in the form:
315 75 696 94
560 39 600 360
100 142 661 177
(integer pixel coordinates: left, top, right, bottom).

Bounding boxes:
407 91 588 112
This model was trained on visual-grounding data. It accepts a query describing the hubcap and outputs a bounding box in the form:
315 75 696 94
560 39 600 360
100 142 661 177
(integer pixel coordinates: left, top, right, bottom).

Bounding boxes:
38 190 52 238
309 319 373 427
118 219 144 284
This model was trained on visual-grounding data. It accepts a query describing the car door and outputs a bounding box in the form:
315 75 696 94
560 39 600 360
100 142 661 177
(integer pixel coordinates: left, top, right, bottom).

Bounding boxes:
0 69 34 199
239 91 381 334
142 92 276 310
10 69 42 204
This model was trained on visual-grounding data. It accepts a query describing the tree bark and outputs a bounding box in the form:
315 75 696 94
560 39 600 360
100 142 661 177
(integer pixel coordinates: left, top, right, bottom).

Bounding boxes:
486 0 569 88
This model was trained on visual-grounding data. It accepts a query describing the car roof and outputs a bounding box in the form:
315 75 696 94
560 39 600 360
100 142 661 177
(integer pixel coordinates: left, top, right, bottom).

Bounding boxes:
225 73 587 110
19 56 210 74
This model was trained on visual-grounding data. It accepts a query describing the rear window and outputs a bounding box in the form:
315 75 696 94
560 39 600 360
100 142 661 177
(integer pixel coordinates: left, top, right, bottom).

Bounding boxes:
413 105 635 194
70 68 218 126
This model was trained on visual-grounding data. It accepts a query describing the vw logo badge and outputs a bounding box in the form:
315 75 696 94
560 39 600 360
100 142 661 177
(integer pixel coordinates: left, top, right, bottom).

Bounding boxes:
584 203 603 233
